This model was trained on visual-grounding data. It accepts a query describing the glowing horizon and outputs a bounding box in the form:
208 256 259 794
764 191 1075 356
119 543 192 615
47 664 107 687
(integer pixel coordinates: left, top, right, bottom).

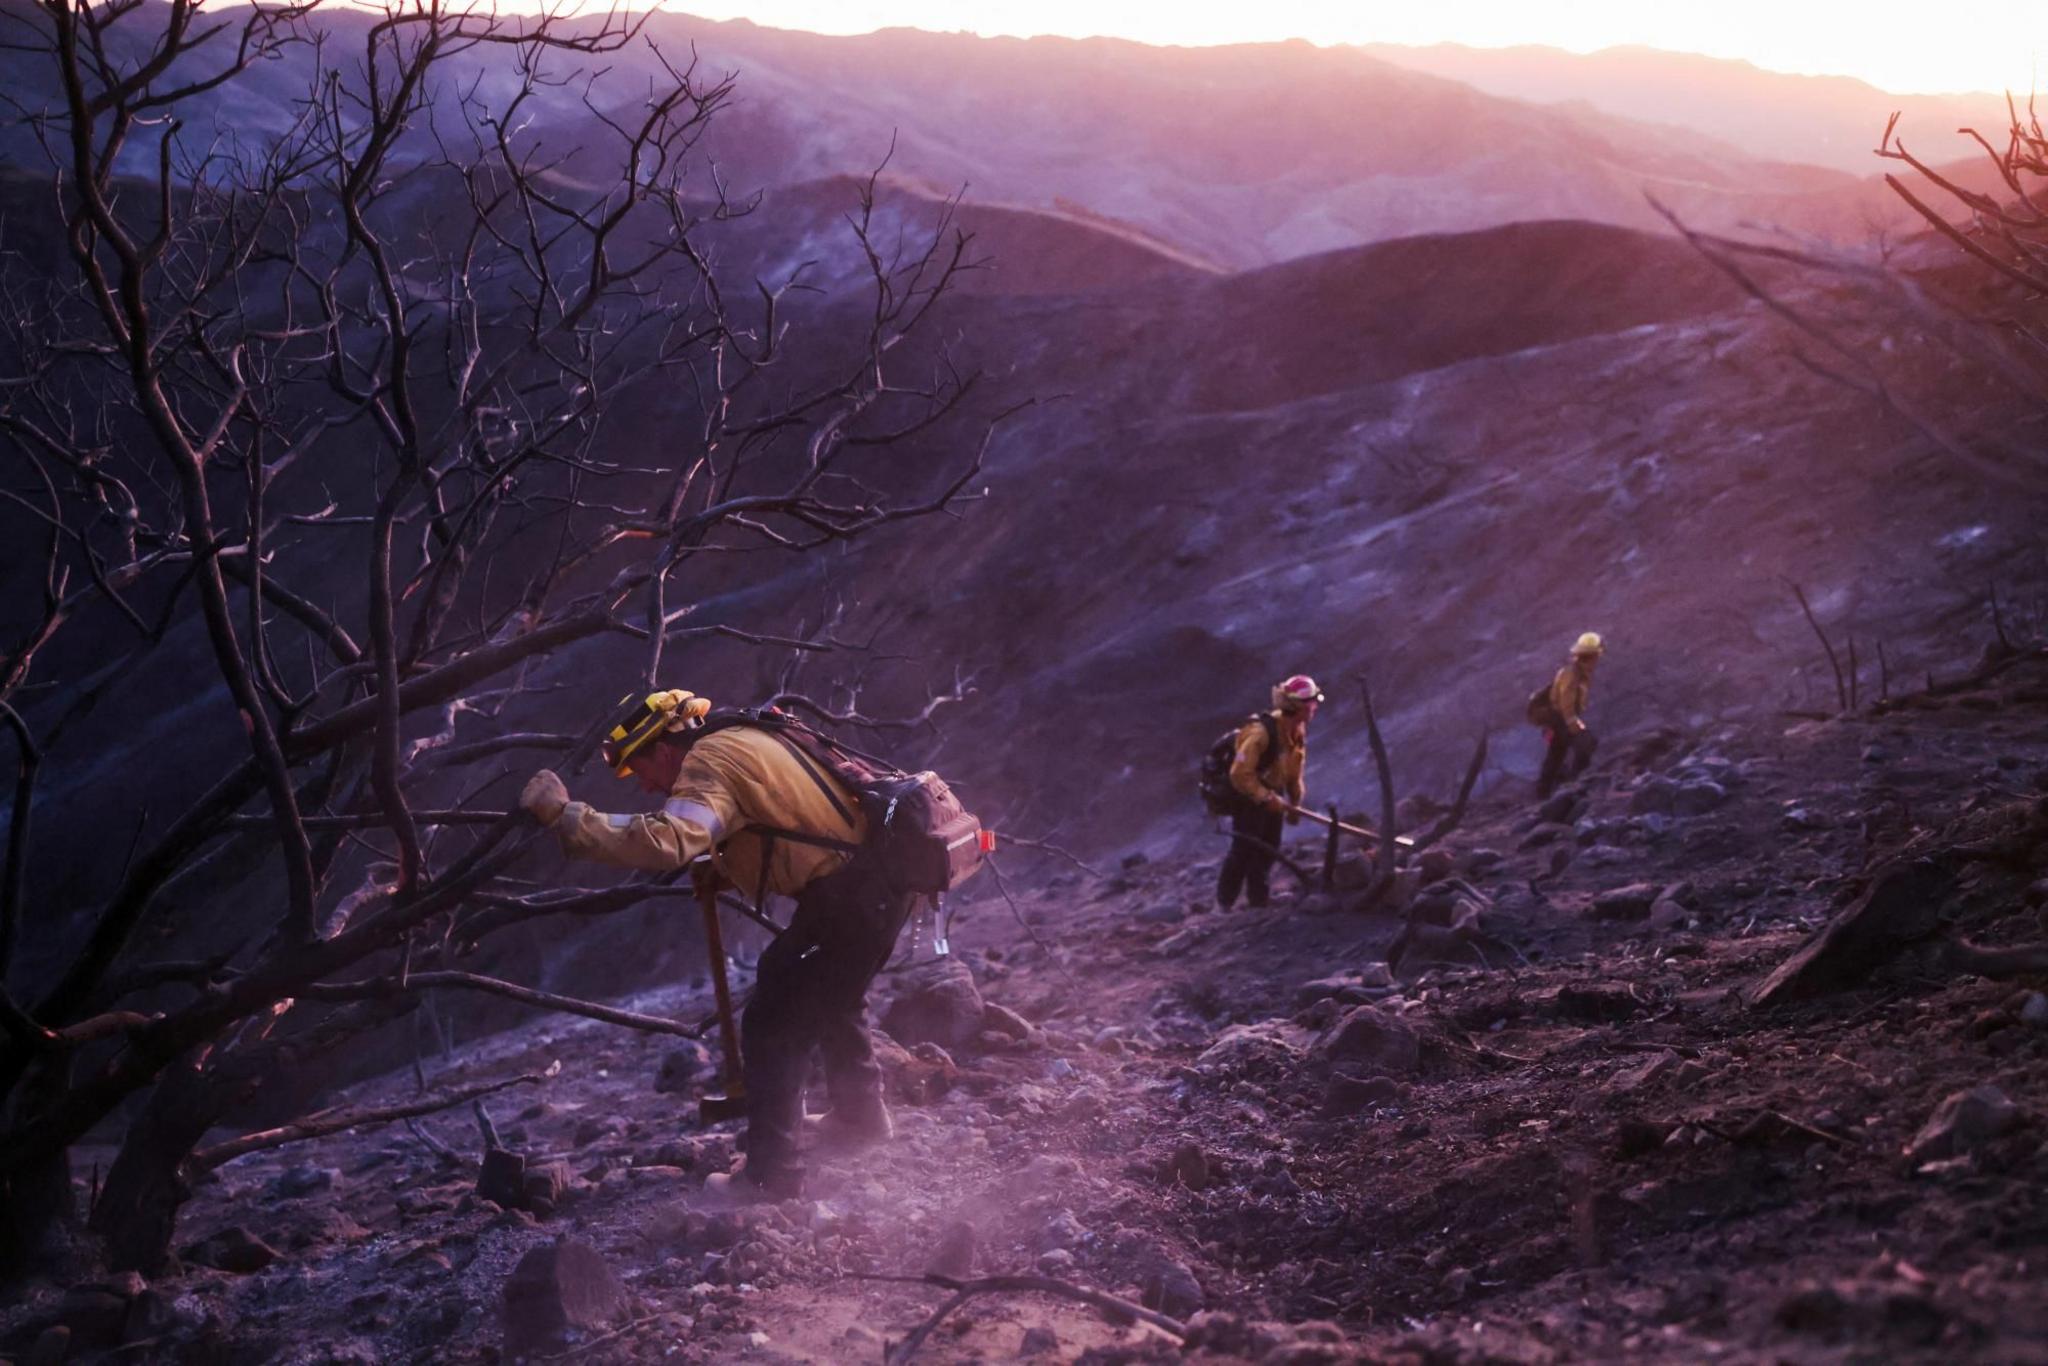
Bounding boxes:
638 1 2039 98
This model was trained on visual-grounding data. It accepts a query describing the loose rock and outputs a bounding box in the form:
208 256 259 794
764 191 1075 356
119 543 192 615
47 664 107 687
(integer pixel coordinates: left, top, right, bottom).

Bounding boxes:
501 1238 630 1355
1906 1085 2021 1163
1139 1258 1205 1320
1321 1073 1407 1117
881 957 986 1050
654 1041 713 1094
1589 883 1660 921
182 1225 279 1274
1314 1005 1421 1074
926 1220 978 1278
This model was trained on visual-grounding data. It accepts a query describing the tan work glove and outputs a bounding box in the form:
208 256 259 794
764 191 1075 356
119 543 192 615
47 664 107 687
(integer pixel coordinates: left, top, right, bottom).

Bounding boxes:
521 769 569 826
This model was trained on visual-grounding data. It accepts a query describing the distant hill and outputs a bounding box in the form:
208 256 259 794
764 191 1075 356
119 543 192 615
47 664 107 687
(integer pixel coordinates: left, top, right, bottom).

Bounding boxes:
0 4 1985 267
1362 41 2006 176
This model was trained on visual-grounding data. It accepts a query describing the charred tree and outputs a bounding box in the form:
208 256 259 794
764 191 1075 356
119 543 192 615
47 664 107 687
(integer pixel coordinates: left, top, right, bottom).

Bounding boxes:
0 0 1004 1273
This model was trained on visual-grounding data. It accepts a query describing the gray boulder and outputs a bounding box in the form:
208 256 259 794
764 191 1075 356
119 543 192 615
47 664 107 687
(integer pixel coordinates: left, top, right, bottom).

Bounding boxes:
881 957 985 1050
1314 1005 1421 1075
502 1239 630 1355
1907 1085 2021 1162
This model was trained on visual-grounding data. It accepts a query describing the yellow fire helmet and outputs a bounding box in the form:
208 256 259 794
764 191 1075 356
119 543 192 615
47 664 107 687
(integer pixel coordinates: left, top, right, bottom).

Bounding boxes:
1572 632 1605 658
601 689 712 777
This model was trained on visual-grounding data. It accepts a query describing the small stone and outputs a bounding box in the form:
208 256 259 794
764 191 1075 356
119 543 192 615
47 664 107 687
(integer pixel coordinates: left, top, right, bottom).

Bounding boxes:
1461 847 1504 873
1648 897 1689 930
875 1034 959 1105
1417 848 1456 883
573 1115 619 1147
1020 1324 1060 1355
182 1225 279 1274
270 1164 339 1198
1321 1073 1406 1117
926 1220 977 1278
1629 778 1679 816
1672 780 1728 816
654 1041 713 1093
501 1239 630 1355
1134 901 1186 925
1537 790 1581 824
1036 1248 1076 1275
981 1002 1038 1041
1609 1051 1678 1093
523 1160 572 1213
476 1148 527 1208
1164 1142 1212 1191
1314 1004 1421 1074
2020 993 2048 1028
1140 1259 1205 1319
1907 1085 2021 1162
1589 883 1659 921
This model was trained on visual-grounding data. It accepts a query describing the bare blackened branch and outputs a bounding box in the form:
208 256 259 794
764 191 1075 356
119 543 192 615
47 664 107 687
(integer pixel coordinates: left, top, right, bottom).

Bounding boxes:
1356 674 1400 908
191 1061 559 1173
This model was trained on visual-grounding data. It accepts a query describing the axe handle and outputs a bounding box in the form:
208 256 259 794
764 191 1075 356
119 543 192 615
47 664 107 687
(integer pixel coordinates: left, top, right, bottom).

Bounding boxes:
1285 805 1415 847
699 880 745 1098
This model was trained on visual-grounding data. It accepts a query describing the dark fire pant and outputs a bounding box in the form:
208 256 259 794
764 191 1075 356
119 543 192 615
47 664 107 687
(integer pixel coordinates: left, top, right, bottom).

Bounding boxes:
740 857 915 1189
1537 725 1599 798
1217 802 1285 909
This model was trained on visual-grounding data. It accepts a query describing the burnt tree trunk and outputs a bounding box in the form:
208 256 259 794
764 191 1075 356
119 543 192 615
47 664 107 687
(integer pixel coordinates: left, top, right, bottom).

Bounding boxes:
0 1057 78 1281
89 1000 409 1273
89 1054 236 1275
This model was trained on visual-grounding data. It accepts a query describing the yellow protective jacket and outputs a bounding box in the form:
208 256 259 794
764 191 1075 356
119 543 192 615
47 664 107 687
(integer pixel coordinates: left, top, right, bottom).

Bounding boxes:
1229 711 1306 810
1549 663 1593 733
552 726 866 896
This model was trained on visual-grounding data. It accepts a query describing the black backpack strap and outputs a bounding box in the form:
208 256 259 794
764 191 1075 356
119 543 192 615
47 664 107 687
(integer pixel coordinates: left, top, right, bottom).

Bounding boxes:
1253 712 1281 779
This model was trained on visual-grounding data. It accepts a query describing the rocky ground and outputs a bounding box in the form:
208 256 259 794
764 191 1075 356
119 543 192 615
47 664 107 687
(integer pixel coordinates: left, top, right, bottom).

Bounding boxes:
6 648 2048 1365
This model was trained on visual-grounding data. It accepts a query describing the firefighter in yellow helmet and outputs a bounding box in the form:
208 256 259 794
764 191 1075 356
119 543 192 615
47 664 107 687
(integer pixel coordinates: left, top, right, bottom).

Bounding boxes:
1216 674 1319 909
519 689 912 1202
1532 633 1604 799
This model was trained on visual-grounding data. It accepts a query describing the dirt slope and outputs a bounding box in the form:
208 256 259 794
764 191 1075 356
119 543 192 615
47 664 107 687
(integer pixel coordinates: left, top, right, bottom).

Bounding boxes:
11 650 2044 1363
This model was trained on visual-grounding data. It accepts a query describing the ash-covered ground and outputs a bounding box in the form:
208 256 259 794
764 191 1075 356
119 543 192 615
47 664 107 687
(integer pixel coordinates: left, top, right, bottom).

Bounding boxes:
7 649 2048 1365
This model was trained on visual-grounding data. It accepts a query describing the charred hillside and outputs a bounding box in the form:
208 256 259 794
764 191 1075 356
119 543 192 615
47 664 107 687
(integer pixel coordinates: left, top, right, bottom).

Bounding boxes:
3 5 2048 1362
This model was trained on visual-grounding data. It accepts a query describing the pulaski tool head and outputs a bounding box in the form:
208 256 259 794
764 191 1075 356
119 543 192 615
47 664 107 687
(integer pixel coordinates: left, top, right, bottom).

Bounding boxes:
696 1089 749 1125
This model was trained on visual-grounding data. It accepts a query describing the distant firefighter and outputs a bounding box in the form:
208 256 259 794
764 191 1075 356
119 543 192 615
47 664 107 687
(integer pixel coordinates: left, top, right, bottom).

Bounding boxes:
1529 632 1604 798
520 689 948 1203
1201 674 1320 910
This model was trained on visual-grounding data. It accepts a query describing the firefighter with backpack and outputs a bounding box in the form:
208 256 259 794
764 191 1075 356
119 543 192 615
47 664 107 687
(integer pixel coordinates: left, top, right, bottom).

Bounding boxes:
1201 674 1321 910
520 689 984 1202
1528 632 1605 799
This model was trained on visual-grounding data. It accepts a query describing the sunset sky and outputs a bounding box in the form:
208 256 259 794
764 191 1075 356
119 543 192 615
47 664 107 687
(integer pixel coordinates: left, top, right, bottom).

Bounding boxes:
673 0 2039 96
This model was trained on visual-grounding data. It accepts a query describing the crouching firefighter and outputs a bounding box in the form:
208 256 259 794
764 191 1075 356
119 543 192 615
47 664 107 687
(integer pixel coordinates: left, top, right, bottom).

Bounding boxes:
519 689 987 1200
1199 674 1319 910
1528 632 1604 799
